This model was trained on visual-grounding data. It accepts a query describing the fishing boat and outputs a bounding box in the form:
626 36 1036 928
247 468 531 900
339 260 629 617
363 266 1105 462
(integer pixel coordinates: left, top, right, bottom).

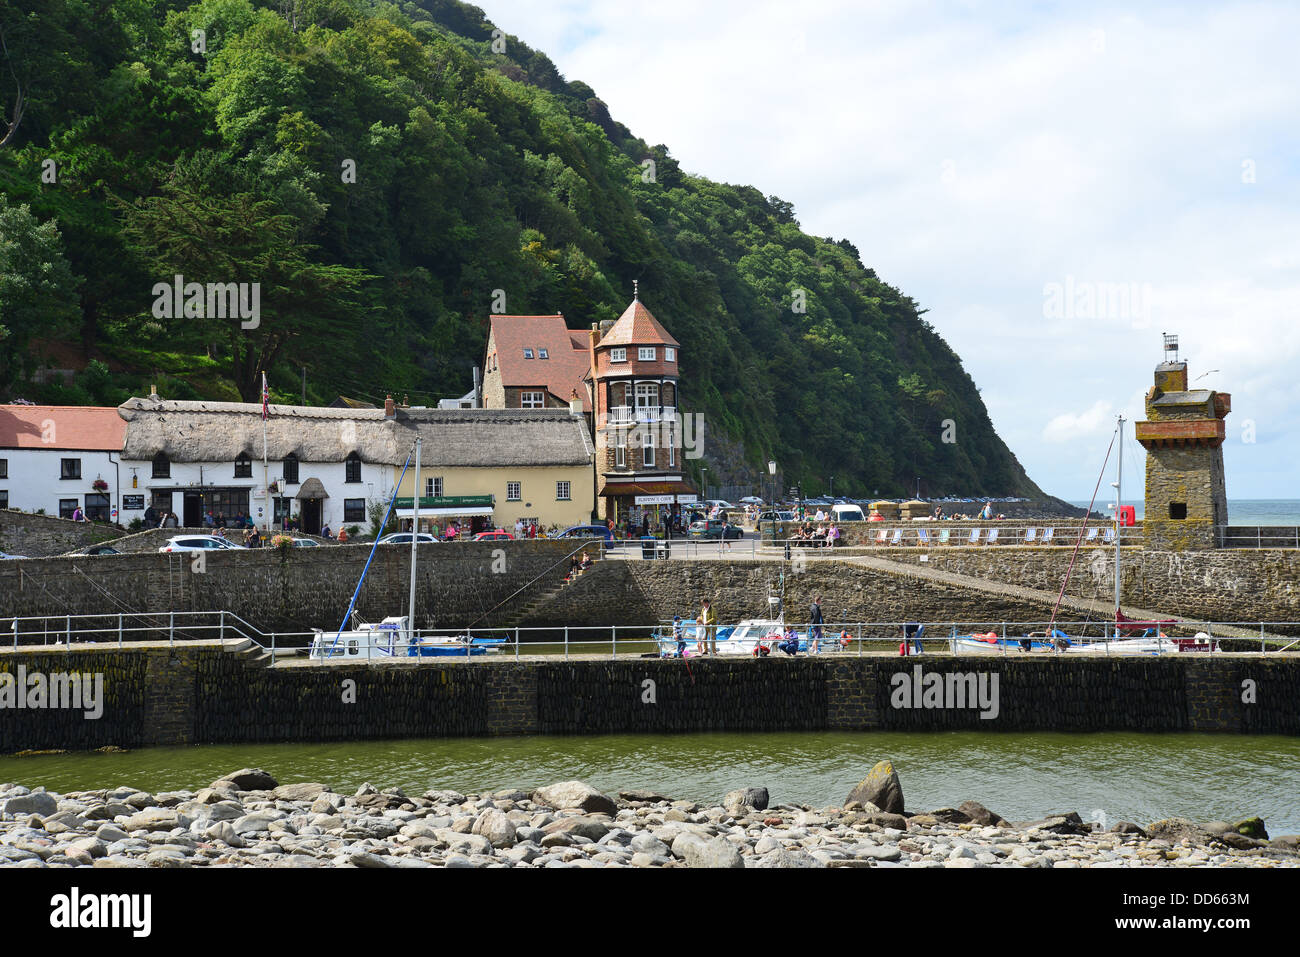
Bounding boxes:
652 576 843 656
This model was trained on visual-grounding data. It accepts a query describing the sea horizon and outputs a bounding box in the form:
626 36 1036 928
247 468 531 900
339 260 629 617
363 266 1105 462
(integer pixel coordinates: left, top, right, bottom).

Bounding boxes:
1066 498 1300 525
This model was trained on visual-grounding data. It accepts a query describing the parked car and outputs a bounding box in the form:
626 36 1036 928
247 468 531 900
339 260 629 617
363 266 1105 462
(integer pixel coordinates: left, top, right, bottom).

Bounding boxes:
738 496 764 504
757 510 795 523
0 551 27 560
558 524 614 543
474 530 515 541
158 535 247 553
292 538 320 547
688 519 744 540
375 532 439 545
702 499 734 510
831 503 866 522
74 544 121 555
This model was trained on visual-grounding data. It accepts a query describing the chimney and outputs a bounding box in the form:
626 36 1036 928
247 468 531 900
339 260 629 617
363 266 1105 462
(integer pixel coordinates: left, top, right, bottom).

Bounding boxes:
569 389 582 417
473 364 482 409
149 383 158 399
384 395 396 419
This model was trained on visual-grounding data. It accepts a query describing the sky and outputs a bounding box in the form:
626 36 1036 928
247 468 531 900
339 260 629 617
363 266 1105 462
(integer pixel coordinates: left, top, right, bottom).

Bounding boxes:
479 0 1300 500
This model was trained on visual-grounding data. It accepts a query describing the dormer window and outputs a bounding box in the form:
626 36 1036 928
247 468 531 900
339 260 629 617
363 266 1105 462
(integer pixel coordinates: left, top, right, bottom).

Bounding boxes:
665 347 676 363
639 347 656 361
523 348 533 359
610 347 627 362
539 348 549 359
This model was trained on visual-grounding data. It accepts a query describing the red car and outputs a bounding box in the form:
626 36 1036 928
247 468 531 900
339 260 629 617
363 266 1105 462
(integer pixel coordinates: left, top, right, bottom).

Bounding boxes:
473 530 515 541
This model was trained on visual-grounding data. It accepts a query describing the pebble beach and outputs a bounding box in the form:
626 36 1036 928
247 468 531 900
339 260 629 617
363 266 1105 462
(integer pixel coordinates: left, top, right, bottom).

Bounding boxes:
1 764 1296 868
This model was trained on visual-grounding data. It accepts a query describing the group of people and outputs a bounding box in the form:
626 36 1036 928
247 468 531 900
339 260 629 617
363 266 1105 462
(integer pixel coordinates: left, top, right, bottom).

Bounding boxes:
787 521 841 547
667 595 857 658
930 503 1002 521
565 551 595 581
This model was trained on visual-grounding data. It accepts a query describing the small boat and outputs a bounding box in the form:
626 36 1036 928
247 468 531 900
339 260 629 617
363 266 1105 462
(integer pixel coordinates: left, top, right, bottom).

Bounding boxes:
950 626 1181 655
309 615 504 660
653 618 818 656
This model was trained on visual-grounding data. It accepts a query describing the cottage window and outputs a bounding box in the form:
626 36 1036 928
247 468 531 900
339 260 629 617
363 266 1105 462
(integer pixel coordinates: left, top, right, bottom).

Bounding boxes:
643 431 655 468
61 458 82 480
639 347 656 361
521 391 544 408
344 499 366 523
665 347 676 363
556 481 571 501
507 482 521 501
152 453 170 479
610 347 627 363
283 454 299 485
0 458 7 479
234 453 252 478
345 452 362 483
59 498 79 519
0 490 8 509
635 382 659 411
426 477 443 498
615 431 626 468
1169 502 1187 520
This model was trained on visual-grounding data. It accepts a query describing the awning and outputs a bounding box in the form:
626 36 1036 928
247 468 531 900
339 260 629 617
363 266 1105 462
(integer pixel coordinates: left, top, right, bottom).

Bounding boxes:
598 480 697 497
295 477 329 500
395 506 494 518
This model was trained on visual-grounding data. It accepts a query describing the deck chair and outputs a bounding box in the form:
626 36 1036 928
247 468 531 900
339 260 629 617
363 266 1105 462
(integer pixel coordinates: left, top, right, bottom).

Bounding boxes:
1041 527 1055 545
1023 527 1038 544
874 528 889 544
889 529 903 545
1103 527 1116 544
916 528 931 546
984 528 999 545
938 528 952 545
967 528 981 545
1083 527 1100 543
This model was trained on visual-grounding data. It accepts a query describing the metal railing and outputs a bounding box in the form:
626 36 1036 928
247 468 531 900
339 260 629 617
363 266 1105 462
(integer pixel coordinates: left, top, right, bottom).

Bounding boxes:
1215 526 1300 549
3 611 1297 661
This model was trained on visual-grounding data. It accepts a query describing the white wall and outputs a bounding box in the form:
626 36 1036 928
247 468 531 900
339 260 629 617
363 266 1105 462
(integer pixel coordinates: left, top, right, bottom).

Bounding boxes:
118 457 395 530
0 448 122 518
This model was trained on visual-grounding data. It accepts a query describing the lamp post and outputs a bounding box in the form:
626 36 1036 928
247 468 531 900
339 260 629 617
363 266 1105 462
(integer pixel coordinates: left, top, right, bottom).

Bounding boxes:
768 460 777 544
700 467 708 503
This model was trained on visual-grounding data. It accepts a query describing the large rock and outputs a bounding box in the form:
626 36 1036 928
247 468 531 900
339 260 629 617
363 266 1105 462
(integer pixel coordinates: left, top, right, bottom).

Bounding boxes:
0 792 58 817
1019 812 1089 836
533 781 617 816
1233 817 1268 840
683 836 745 869
271 783 331 803
957 801 1006 827
215 769 278 792
1146 818 1214 845
753 847 826 868
845 760 904 814
619 789 671 804
472 809 518 848
722 786 769 813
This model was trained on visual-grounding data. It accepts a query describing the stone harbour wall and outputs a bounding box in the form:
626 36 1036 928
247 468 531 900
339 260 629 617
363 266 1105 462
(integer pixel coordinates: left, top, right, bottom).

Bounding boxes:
1 643 1295 753
0 510 121 558
0 540 575 634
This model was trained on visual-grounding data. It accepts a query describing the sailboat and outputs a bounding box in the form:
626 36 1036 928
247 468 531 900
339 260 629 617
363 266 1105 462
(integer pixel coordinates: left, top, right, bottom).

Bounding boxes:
309 438 504 661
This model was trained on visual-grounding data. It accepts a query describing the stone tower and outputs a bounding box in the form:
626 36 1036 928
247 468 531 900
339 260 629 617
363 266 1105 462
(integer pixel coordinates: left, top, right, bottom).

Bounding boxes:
1134 346 1230 550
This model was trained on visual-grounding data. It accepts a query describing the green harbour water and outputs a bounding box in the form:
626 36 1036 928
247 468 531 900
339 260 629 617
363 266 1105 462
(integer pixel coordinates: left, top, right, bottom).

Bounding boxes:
2 731 1297 834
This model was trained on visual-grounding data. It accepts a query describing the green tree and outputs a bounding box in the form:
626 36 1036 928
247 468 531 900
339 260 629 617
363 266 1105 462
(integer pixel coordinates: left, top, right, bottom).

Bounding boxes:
0 194 79 389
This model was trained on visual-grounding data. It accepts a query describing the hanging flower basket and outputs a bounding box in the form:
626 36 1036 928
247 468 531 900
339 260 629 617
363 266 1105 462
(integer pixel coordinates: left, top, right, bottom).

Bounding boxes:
92 479 109 491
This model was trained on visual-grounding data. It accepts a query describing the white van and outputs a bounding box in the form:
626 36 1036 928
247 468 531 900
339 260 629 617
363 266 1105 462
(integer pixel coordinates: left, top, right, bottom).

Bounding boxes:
831 503 866 523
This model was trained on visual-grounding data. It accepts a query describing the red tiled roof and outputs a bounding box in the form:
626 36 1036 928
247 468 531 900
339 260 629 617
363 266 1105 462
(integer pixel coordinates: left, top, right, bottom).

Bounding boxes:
0 405 126 450
597 299 679 348
487 315 591 410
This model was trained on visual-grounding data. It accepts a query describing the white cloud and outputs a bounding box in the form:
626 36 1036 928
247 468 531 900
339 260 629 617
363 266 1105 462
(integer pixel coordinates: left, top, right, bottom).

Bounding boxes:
1042 400 1115 445
478 0 1300 497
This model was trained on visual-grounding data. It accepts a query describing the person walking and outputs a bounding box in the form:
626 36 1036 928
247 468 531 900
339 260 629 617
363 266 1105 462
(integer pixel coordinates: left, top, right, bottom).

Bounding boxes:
809 595 824 654
698 598 718 655
672 615 686 657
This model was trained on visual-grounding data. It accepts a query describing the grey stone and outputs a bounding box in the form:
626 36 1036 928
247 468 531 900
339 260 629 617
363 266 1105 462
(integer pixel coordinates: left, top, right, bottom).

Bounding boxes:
683 835 744 868
619 789 672 804
122 809 179 832
347 851 392 868
471 809 517 848
533 781 618 817
754 847 825 868
957 800 1006 827
272 783 331 802
540 816 609 842
2 792 58 817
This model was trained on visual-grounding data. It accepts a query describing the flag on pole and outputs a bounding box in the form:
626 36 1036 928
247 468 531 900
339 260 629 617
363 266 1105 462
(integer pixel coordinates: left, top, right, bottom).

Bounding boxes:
261 372 269 421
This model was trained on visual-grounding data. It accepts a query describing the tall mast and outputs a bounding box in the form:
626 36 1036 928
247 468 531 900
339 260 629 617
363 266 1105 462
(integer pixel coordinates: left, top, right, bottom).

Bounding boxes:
1114 414 1124 613
408 437 421 640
